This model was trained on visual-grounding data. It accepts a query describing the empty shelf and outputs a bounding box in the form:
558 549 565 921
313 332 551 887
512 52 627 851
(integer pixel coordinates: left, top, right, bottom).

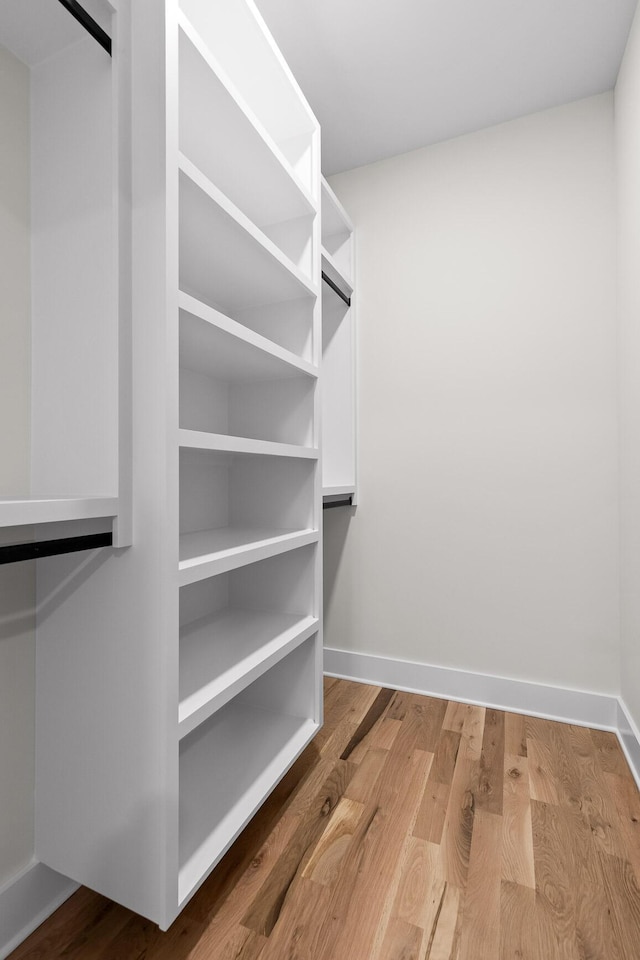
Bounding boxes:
0 496 119 528
179 155 318 315
179 13 315 228
179 430 318 460
179 293 318 382
179 609 318 737
179 704 318 905
179 527 319 584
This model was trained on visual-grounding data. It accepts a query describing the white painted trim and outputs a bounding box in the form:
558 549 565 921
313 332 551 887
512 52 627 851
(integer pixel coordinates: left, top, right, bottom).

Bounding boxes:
324 647 619 731
0 859 78 960
616 698 640 791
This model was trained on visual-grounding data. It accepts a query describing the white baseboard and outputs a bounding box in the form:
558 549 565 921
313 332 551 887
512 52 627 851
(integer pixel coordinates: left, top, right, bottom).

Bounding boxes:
616 698 640 791
0 860 78 960
324 647 620 731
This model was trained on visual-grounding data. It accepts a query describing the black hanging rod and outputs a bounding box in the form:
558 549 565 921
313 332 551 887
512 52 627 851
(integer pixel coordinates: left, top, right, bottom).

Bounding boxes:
323 496 353 510
0 532 113 565
322 271 351 307
57 0 112 56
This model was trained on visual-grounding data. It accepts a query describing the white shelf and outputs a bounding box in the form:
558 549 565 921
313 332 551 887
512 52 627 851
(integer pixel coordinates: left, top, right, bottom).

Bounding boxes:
179 704 318 905
179 154 318 315
321 247 353 301
179 609 318 738
179 429 318 460
323 485 356 499
0 496 119 528
179 13 315 228
179 0 317 189
179 292 318 382
179 527 319 585
321 176 353 243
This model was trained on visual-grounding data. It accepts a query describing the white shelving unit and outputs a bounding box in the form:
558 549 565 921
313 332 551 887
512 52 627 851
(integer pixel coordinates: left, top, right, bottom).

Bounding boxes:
321 177 357 504
29 0 322 932
179 648 318 903
0 0 131 545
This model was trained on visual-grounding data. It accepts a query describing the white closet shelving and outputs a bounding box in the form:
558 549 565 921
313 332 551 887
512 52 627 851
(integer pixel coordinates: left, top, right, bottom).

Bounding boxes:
30 0 322 932
321 177 357 504
175 0 322 911
0 0 131 544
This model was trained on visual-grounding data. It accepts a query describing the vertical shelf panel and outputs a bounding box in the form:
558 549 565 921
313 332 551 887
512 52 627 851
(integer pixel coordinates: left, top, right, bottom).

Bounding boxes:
321 177 357 503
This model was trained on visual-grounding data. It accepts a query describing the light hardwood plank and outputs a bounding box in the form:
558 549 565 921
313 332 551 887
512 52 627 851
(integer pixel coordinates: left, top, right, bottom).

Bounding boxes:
590 728 632 778
504 712 528 758
459 704 486 761
458 810 502 960
530 800 580 959
476 708 505 815
500 881 536 960
425 882 462 960
439 757 477 888
502 753 535 889
527 736 560 805
605 770 640 885
378 919 423 960
301 797 364 886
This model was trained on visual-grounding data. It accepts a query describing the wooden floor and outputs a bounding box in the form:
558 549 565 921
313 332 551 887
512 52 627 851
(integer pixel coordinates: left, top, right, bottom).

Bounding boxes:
11 678 640 959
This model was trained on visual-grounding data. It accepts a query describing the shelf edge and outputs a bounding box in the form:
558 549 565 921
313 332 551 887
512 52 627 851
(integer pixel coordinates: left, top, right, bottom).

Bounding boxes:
178 429 319 460
178 529 319 585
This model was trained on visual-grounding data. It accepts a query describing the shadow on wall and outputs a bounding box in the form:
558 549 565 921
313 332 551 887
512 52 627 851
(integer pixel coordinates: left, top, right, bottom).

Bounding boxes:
323 507 356 649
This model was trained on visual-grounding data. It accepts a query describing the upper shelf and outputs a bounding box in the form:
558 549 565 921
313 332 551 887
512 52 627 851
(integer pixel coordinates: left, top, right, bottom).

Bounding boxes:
321 177 353 245
179 14 315 227
321 177 353 294
0 496 119 528
179 155 318 315
178 0 318 169
179 293 317 382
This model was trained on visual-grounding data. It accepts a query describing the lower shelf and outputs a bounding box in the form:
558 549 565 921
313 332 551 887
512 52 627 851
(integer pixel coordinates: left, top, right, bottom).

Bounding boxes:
179 609 319 737
179 704 318 905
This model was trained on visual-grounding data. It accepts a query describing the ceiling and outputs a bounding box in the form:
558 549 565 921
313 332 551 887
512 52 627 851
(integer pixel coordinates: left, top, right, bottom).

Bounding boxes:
254 0 638 175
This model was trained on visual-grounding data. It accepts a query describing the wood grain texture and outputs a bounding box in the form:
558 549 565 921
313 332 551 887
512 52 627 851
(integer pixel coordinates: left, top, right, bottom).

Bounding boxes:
9 681 640 960
502 753 535 889
458 810 502 960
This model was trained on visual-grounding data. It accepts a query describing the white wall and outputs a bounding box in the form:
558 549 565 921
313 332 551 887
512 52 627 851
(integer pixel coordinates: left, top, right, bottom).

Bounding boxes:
0 44 36 886
326 93 620 695
616 6 640 730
